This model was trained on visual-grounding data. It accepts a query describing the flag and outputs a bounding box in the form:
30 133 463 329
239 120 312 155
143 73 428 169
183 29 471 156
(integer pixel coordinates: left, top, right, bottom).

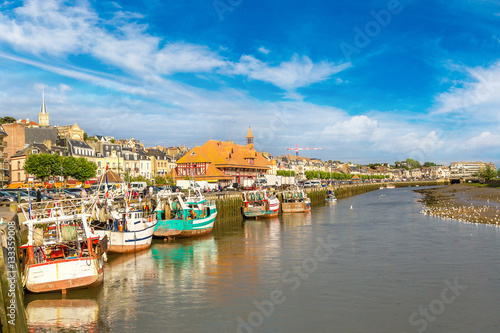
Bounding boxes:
105 164 109 198
28 189 32 219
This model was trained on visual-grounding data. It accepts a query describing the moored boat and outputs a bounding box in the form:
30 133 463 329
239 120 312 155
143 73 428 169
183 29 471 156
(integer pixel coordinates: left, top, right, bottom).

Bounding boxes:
92 208 157 253
242 190 267 218
386 184 396 189
154 189 217 238
18 200 106 294
281 187 311 213
325 190 337 203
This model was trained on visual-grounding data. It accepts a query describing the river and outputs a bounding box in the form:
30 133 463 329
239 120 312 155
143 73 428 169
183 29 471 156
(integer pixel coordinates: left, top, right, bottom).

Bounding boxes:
25 187 500 332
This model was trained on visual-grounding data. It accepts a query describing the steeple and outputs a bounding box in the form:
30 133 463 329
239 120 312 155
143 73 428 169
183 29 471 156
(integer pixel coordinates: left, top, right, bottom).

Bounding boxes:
38 90 49 127
40 90 47 114
246 126 254 148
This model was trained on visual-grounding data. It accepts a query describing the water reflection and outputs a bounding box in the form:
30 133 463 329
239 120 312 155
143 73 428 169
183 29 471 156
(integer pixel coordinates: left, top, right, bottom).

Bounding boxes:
26 299 98 332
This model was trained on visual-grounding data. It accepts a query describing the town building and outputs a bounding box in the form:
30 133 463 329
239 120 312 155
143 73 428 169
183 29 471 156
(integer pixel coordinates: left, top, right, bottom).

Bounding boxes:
450 161 495 178
146 149 176 178
123 148 152 180
56 123 85 141
2 122 25 162
175 127 270 186
0 125 9 186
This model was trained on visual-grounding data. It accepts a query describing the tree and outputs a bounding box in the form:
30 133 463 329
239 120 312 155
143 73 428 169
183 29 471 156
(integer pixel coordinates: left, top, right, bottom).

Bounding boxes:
61 156 79 184
72 158 97 183
480 165 496 181
497 168 500 178
423 162 437 167
0 116 16 124
24 153 61 181
154 175 166 185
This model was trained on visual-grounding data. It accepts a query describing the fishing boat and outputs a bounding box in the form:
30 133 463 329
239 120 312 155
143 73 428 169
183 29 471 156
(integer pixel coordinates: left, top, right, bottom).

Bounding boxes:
264 193 280 217
18 199 106 294
242 190 267 218
281 187 311 213
242 189 281 218
153 189 217 238
92 207 157 253
325 190 337 203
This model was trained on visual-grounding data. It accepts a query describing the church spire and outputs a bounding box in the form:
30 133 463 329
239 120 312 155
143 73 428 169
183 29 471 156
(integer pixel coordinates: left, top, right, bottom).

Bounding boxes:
39 89 49 126
41 89 47 114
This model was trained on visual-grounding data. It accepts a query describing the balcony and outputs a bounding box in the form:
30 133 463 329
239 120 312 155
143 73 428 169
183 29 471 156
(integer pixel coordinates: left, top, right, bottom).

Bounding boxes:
0 141 7 149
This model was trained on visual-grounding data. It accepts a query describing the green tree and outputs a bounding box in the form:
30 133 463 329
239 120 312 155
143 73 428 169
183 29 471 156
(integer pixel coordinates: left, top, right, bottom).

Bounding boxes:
24 153 61 181
154 175 166 185
405 158 421 169
480 164 496 181
0 116 16 124
61 156 79 184
72 158 97 183
497 168 500 178
423 162 437 167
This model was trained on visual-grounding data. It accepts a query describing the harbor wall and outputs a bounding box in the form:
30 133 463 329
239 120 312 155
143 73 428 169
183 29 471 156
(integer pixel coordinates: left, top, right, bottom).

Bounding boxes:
0 214 27 333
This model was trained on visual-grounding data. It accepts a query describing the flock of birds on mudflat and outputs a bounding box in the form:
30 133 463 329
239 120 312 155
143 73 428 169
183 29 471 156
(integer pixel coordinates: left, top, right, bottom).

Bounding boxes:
421 193 500 226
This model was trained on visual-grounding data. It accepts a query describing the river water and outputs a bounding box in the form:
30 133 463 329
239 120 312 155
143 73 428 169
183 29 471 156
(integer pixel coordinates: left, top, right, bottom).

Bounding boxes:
26 187 500 333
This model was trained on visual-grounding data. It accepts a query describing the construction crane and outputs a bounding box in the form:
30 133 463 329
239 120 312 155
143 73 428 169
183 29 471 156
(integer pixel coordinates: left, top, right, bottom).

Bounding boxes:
286 144 324 156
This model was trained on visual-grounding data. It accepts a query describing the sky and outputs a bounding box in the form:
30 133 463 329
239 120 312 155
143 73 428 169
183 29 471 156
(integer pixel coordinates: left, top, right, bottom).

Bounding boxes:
0 0 500 166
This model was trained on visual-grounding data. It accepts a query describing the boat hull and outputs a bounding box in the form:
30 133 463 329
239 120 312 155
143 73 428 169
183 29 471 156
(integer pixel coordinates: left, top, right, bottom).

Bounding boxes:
25 258 103 293
282 202 311 213
154 213 217 238
94 223 156 253
243 207 266 218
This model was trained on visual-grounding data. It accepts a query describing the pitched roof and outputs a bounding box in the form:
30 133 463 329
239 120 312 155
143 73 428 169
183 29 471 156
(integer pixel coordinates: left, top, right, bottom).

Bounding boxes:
0 125 7 137
18 119 39 126
25 127 58 145
177 140 270 170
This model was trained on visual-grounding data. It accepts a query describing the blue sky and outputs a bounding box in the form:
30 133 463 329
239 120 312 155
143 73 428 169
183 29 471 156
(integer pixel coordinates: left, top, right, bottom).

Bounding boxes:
1 0 500 166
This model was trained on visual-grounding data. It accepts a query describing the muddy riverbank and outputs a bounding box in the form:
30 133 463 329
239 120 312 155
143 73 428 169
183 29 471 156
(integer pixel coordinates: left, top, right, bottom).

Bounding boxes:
415 184 500 224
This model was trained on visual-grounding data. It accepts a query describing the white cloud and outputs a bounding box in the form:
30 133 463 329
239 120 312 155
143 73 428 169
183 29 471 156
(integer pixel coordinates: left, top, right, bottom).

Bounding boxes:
225 54 350 91
155 43 225 74
433 61 500 115
258 46 270 55
465 131 500 149
321 115 379 142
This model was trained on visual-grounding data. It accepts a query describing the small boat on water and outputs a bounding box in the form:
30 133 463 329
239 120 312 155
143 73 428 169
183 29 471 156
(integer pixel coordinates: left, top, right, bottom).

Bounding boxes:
386 184 396 189
92 207 157 253
281 187 311 213
242 189 280 218
325 190 337 203
154 189 217 238
18 199 106 294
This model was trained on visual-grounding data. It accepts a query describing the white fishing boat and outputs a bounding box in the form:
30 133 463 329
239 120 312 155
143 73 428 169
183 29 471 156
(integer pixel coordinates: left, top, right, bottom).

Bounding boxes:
18 199 106 294
92 208 157 253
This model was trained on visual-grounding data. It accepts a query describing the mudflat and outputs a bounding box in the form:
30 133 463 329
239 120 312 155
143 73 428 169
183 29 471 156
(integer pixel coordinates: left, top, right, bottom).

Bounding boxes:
416 184 500 224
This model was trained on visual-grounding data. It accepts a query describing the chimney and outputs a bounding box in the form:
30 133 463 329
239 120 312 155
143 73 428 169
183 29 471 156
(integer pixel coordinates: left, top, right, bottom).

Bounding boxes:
43 139 52 149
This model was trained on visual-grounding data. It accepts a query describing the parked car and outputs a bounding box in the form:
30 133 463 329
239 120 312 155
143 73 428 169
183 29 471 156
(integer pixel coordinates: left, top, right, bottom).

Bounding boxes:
0 191 16 202
223 183 241 191
170 185 182 193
